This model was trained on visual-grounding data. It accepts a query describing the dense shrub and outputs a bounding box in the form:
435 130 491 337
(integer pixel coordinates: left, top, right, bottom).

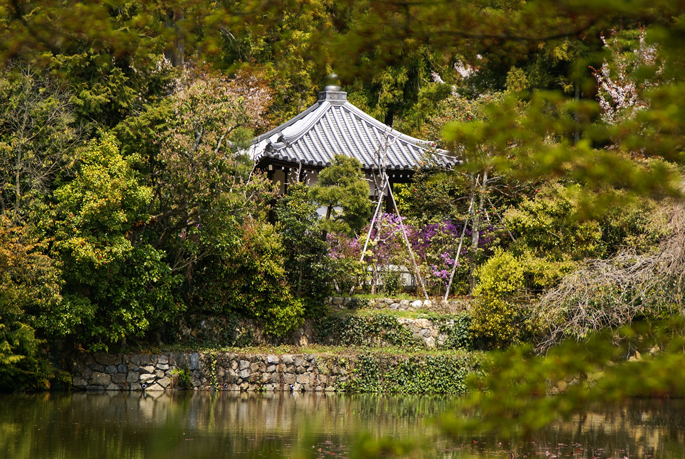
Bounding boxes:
471 249 526 348
201 220 304 337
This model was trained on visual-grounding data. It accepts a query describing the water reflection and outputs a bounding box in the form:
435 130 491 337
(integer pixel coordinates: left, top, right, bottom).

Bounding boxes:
1 392 684 458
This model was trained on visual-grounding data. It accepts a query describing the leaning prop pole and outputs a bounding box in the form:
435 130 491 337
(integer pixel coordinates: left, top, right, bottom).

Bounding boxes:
359 175 388 263
443 192 475 301
388 182 429 300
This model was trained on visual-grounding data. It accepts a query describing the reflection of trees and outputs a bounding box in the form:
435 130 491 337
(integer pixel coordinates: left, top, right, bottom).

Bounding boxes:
2 394 685 458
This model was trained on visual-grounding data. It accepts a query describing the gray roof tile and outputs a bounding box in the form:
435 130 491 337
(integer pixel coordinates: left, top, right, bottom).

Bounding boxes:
249 87 454 171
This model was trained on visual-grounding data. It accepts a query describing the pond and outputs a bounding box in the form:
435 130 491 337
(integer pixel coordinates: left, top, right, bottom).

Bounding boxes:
1 392 684 458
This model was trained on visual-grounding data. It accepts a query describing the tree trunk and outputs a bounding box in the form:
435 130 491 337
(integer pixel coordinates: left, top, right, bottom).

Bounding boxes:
469 171 488 292
574 79 581 144
14 145 22 222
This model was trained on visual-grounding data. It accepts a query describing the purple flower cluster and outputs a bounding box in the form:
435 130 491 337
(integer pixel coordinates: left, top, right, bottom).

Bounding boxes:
325 213 500 294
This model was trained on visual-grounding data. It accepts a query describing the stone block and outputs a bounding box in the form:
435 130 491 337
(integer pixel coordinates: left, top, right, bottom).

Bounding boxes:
283 373 296 385
138 355 152 365
262 373 270 383
423 300 433 309
146 383 164 391
140 365 155 374
105 365 118 374
130 355 141 365
414 319 431 328
129 383 141 391
158 355 169 364
91 364 105 373
117 364 127 373
250 362 260 372
157 377 171 388
266 365 277 373
90 372 111 386
188 353 199 370
281 355 293 365
106 383 120 391
127 364 139 372
384 298 394 305
411 300 423 308
239 360 250 370
94 352 119 366
72 377 87 388
231 360 238 370
140 374 156 383
126 372 140 384
267 354 279 364
270 373 280 384
296 374 310 385
296 366 305 374
111 373 127 384
390 303 399 311
425 337 436 348
154 370 165 378
156 363 169 371
239 369 250 379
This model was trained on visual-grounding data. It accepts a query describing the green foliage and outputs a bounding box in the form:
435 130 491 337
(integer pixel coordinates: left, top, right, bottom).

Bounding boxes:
440 317 685 440
0 219 60 391
174 314 254 348
504 183 604 261
395 170 470 224
0 322 52 392
275 183 332 313
50 134 181 350
471 249 526 349
310 155 372 235
340 353 475 394
438 313 474 351
208 220 304 337
316 312 420 349
0 64 80 222
171 366 193 390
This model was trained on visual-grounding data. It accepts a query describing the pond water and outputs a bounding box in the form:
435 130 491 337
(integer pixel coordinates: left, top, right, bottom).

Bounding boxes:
1 392 684 459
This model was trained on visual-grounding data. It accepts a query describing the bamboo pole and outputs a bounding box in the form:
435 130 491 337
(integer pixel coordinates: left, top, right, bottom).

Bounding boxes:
443 190 475 301
388 181 429 300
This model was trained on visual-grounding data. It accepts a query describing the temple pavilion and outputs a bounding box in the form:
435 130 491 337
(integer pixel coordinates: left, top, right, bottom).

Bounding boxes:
248 75 454 198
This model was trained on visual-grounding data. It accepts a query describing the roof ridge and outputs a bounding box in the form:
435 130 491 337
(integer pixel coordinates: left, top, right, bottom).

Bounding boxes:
251 100 323 144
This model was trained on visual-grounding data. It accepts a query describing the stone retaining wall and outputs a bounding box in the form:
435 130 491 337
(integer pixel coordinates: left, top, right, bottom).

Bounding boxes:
71 352 352 392
328 296 470 313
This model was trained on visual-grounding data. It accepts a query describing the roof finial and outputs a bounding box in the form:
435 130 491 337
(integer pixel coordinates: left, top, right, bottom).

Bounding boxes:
325 73 341 91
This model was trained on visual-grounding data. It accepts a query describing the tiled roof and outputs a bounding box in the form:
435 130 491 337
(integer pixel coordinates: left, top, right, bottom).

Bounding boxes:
248 86 454 171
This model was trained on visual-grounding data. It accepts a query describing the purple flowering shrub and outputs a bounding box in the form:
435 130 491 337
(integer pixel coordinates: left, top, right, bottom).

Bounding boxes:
327 213 501 296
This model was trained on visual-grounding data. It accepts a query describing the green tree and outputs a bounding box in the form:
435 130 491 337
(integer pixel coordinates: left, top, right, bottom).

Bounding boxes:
0 218 61 391
310 155 372 236
275 183 332 311
49 134 181 351
0 64 81 222
149 65 273 275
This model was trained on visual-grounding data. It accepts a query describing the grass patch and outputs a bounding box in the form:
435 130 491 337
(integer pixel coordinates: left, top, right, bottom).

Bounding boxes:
156 343 481 359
